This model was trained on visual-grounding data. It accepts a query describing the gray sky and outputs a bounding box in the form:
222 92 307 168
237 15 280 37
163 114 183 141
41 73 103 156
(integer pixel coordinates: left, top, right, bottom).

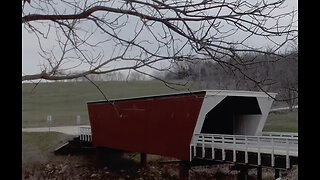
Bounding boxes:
22 0 298 79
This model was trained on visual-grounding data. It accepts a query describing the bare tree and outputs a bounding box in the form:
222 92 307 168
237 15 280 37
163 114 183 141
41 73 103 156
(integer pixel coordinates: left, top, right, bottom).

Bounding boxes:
22 0 297 95
128 71 146 81
163 49 297 106
272 51 298 110
100 71 126 81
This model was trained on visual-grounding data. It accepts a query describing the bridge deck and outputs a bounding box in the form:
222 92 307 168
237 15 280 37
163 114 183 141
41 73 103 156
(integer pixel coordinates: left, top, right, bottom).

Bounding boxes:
78 126 298 169
191 133 298 169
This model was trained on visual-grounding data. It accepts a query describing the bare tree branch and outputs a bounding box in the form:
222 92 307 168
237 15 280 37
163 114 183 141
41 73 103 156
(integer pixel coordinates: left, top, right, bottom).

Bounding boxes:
22 0 297 101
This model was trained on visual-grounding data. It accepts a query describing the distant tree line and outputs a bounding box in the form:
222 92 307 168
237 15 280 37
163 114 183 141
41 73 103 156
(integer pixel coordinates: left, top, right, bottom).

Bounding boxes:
54 50 297 110
163 50 298 110
59 71 146 82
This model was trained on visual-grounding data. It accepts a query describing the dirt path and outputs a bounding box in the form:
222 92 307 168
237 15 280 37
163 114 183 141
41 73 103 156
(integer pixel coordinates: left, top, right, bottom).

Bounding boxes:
22 125 90 135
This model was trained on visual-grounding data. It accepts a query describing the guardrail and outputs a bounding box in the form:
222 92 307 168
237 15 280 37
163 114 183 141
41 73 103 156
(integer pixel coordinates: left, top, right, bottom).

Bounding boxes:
270 105 298 112
260 132 298 139
79 126 92 142
191 133 298 169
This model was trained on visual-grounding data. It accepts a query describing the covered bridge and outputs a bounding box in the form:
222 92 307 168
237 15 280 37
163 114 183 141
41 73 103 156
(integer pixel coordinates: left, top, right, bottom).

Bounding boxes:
86 90 277 161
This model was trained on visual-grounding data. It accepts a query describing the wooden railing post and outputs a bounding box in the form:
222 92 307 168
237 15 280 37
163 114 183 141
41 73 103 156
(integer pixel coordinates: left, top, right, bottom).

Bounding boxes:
257 137 261 166
233 136 236 162
222 136 225 160
193 135 197 157
202 135 205 158
245 136 248 164
211 136 215 159
271 138 275 167
286 138 290 169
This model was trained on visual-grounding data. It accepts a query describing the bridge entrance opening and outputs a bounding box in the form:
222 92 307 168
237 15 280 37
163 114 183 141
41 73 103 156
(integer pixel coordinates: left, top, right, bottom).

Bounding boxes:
200 96 262 135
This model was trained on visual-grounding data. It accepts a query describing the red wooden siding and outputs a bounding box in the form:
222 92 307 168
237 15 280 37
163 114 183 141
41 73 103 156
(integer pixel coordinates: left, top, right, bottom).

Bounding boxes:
87 92 206 161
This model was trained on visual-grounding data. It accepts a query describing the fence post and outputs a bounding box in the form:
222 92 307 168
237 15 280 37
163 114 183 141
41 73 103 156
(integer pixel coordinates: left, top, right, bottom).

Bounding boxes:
77 115 81 125
47 115 52 132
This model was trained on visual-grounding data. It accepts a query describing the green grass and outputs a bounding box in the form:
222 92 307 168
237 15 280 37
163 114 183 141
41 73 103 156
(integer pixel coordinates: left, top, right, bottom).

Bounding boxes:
263 109 298 132
22 81 297 132
22 132 97 170
22 132 76 165
22 81 193 128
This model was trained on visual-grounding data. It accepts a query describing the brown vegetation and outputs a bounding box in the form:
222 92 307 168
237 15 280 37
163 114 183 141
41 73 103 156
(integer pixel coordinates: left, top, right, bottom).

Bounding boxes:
22 153 298 180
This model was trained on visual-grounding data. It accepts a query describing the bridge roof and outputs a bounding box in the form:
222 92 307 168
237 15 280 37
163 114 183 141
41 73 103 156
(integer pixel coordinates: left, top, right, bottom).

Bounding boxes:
87 90 277 104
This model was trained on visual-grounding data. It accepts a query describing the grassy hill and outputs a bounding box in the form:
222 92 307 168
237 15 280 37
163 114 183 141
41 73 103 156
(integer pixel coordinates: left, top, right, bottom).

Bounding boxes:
22 81 297 132
22 81 192 128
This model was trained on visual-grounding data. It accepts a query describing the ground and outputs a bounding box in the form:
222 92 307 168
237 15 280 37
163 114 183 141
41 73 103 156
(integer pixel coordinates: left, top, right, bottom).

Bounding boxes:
22 132 298 180
22 154 298 180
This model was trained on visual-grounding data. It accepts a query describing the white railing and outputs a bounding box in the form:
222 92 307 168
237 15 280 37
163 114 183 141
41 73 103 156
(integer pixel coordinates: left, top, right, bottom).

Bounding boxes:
260 132 298 139
79 126 92 142
191 133 298 169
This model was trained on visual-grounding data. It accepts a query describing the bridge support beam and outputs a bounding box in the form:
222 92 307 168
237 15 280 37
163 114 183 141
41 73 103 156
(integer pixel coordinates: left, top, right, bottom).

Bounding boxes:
275 168 280 179
140 153 147 168
237 167 248 180
179 161 191 180
257 167 262 180
95 147 107 168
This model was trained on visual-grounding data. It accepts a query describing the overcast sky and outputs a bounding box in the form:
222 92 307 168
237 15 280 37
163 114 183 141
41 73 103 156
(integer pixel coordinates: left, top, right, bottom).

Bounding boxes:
22 0 298 79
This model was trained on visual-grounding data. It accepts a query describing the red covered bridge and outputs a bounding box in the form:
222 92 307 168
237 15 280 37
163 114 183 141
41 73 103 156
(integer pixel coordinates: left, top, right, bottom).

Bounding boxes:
86 90 285 161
